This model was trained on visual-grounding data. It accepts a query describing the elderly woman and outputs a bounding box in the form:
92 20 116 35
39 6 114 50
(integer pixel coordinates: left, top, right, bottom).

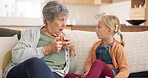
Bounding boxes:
3 1 77 78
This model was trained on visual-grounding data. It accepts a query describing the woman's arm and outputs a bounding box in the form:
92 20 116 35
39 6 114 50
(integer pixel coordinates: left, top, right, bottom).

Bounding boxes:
12 28 44 64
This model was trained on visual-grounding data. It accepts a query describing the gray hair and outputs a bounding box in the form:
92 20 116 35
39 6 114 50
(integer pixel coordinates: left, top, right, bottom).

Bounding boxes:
42 1 69 24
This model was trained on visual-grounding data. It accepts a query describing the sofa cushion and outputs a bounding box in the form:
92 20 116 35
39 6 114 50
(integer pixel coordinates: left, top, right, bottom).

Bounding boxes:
64 30 148 74
0 35 18 74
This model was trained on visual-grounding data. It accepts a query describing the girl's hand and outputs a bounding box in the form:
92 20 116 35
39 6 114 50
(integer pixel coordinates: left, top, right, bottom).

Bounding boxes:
81 71 88 78
105 76 111 78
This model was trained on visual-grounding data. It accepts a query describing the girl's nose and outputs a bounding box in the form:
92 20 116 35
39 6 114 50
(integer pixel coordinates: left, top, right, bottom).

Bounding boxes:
95 27 97 32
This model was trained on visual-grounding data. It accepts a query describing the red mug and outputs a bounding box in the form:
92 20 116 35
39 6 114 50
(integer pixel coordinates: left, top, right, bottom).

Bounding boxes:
60 36 67 47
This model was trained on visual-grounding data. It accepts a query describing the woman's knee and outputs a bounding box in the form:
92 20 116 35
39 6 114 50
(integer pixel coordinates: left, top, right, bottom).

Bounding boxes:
26 57 43 63
24 57 46 67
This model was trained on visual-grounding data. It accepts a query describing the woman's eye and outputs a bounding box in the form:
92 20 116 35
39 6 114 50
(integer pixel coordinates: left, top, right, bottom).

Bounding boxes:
59 19 64 22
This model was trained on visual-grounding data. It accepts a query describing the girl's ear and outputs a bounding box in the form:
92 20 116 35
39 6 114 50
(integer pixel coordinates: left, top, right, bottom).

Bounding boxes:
107 28 113 34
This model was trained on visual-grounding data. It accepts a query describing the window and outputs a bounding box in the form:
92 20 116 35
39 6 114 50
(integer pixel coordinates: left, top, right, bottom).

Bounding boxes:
0 0 41 18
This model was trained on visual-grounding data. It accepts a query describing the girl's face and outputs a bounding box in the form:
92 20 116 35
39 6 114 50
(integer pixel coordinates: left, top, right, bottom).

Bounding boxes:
46 14 67 37
95 19 109 39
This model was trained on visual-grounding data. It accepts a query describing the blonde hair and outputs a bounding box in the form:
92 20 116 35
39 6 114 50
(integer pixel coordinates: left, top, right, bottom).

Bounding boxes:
100 15 124 47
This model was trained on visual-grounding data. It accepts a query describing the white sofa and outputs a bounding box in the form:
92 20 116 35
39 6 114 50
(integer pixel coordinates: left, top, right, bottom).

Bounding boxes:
63 30 148 75
0 28 148 78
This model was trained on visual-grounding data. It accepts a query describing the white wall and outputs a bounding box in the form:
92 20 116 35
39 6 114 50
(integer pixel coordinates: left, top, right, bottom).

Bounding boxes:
0 17 43 26
0 0 131 26
66 4 99 25
98 0 130 25
66 0 131 25
0 3 99 26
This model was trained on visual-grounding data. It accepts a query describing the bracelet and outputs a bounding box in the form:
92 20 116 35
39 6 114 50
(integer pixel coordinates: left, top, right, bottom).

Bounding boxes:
43 46 50 55
43 46 48 55
46 46 50 52
43 47 46 53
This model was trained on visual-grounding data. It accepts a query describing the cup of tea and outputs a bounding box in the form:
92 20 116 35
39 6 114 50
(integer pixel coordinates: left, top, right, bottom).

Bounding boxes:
60 36 68 47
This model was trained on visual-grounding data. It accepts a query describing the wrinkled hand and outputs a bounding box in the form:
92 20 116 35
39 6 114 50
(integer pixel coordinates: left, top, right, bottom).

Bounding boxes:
62 36 74 49
44 37 63 54
44 36 76 57
50 38 63 52
62 36 76 57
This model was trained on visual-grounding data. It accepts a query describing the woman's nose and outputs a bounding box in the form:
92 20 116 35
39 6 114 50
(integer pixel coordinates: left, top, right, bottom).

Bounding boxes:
62 22 66 27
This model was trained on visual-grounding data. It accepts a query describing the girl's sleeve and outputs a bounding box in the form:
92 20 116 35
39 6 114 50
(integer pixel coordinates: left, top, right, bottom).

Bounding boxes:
115 45 129 78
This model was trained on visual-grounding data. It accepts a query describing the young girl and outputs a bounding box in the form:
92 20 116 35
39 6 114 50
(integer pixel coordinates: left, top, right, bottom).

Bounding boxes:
83 15 129 78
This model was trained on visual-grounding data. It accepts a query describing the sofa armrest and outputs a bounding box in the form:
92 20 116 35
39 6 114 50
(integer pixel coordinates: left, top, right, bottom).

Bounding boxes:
0 28 21 40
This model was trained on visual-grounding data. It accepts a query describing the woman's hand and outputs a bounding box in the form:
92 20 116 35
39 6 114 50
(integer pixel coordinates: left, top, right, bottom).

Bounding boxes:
43 36 76 57
43 38 63 54
62 36 76 57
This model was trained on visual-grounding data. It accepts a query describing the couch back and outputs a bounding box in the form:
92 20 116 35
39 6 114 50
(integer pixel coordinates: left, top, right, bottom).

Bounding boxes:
64 30 148 74
1 28 148 77
64 30 98 74
121 31 148 73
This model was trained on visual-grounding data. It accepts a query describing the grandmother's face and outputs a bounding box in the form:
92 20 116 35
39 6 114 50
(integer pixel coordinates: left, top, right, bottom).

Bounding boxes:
46 14 67 37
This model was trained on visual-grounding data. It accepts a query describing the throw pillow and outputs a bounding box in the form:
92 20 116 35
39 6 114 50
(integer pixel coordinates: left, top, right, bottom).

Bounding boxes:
0 35 18 74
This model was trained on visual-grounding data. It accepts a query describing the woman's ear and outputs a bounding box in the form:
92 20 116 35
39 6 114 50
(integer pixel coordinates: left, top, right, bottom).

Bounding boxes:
46 19 50 24
46 18 52 24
